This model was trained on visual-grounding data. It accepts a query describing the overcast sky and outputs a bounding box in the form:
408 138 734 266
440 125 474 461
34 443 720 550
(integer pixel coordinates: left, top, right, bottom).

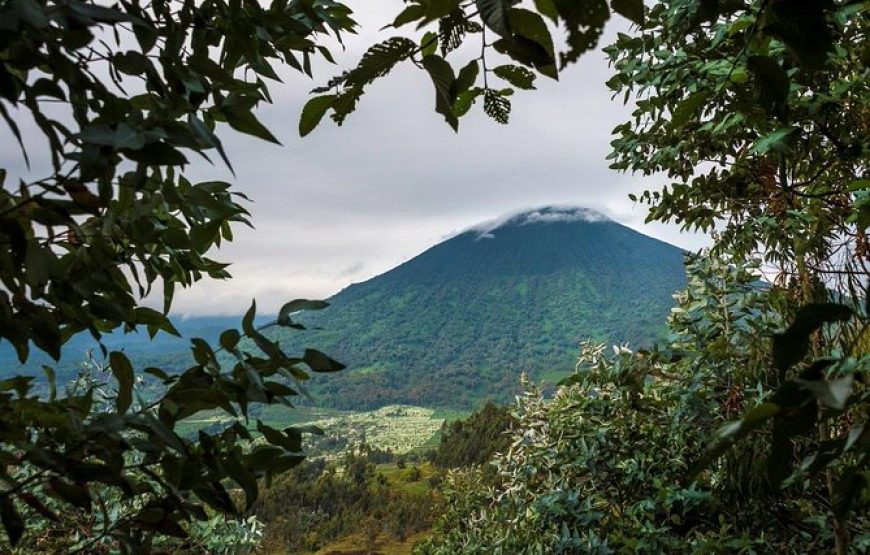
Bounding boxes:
2 2 711 316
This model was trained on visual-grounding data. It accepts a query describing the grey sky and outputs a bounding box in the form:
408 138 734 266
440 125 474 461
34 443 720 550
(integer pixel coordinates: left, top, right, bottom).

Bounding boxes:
1 2 710 316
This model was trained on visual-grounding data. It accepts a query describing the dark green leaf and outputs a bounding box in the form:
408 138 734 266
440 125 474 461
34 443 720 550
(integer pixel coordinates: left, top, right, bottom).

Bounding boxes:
42 365 56 401
220 329 241 351
422 54 458 131
483 88 511 124
610 0 644 25
303 348 346 372
277 299 329 327
391 4 425 28
224 106 281 144
747 55 790 114
671 91 710 127
764 0 834 70
476 0 512 37
299 95 336 137
493 65 536 89
0 495 24 546
109 351 135 413
773 303 853 373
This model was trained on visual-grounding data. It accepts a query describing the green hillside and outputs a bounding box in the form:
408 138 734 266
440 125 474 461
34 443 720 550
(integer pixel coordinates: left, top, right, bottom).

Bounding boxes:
275 207 687 410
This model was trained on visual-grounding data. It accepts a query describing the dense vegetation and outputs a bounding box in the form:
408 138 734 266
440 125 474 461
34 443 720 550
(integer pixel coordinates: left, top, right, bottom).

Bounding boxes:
418 255 870 553
432 402 514 469
420 1 870 553
271 209 687 409
0 0 646 548
253 447 438 554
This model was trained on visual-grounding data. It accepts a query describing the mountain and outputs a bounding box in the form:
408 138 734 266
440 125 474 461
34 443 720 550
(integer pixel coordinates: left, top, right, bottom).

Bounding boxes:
0 315 267 385
277 206 688 410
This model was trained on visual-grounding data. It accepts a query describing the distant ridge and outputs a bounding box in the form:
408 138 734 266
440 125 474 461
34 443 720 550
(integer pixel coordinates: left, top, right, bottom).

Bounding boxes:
275 206 688 410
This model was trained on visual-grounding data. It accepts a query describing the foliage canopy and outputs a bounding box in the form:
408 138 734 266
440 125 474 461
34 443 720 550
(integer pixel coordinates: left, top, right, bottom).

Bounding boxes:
0 0 651 549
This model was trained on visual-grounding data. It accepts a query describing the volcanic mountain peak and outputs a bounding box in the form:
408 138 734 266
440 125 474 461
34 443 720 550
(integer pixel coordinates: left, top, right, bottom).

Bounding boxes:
469 206 611 239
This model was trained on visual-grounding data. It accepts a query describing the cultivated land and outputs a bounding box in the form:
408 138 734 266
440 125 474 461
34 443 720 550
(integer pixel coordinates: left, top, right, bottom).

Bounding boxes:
177 404 448 458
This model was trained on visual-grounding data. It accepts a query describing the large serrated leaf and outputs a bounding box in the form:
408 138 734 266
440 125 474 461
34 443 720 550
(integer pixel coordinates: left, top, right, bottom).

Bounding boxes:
345 37 417 88
493 65 536 89
483 89 511 124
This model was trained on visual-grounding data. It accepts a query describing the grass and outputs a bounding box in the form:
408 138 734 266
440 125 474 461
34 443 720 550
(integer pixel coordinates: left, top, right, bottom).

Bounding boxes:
375 462 437 496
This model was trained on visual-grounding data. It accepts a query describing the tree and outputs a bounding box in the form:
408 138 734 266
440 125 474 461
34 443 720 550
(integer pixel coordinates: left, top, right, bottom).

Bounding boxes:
606 1 869 551
1 0 350 550
0 0 649 550
606 0 868 295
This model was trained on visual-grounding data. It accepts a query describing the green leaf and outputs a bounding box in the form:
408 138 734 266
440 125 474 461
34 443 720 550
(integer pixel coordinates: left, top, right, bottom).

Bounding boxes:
224 106 281 144
747 55 790 113
189 115 234 173
299 95 336 137
671 91 710 127
113 51 150 75
42 365 56 401
220 329 241 351
453 87 483 117
507 8 555 61
421 31 438 57
764 0 833 70
422 54 458 131
796 375 854 410
426 0 461 20
390 4 425 28
610 0 644 25
0 495 24 546
47 479 92 510
277 299 329 327
303 348 346 372
134 307 180 338
242 300 257 338
345 37 418 87
476 0 512 37
11 0 49 29
493 65 536 89
773 303 853 373
750 126 799 155
483 88 511 124
452 60 480 97
222 454 258 511
109 351 135 413
126 142 188 166
533 0 559 23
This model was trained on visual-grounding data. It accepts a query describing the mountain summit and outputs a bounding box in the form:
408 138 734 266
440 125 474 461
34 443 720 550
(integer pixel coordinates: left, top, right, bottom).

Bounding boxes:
470 206 611 239
279 206 688 410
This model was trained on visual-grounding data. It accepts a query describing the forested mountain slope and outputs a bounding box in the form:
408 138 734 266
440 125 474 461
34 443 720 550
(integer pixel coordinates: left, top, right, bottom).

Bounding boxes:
278 207 688 409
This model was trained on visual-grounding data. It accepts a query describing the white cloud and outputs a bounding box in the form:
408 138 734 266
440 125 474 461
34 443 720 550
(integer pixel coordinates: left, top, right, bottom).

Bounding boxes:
1 2 713 316
468 205 611 239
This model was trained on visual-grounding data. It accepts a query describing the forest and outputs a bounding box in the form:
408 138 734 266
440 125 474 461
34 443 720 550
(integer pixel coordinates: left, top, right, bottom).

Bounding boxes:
0 0 869 553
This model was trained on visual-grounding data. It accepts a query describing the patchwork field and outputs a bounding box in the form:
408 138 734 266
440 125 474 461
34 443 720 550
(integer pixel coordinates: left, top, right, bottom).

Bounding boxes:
302 405 445 456
177 404 447 457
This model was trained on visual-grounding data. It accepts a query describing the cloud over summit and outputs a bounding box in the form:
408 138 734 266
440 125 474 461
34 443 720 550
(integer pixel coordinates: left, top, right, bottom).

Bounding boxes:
470 206 611 239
